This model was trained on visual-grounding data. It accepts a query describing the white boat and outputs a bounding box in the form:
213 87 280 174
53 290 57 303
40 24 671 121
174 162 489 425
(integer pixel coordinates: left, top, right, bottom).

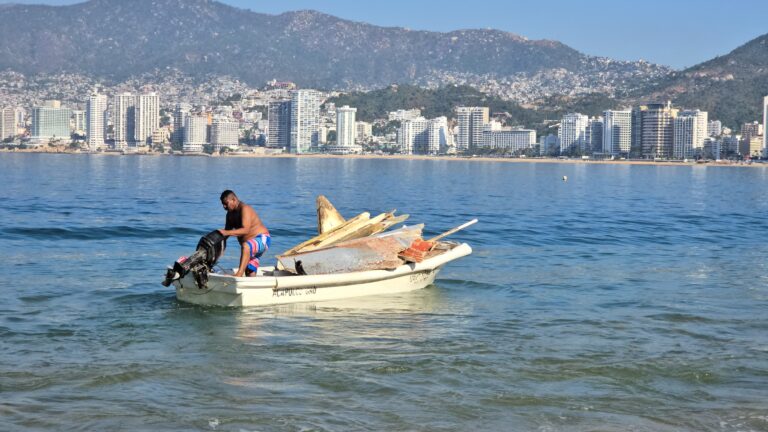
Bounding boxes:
174 242 472 307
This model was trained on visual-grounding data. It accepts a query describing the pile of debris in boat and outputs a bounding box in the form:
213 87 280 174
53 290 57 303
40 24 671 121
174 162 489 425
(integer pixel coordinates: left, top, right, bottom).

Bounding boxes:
276 195 476 276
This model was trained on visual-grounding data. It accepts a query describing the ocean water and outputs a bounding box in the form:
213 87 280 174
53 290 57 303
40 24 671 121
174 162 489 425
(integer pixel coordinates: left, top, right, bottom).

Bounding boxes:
1 153 768 431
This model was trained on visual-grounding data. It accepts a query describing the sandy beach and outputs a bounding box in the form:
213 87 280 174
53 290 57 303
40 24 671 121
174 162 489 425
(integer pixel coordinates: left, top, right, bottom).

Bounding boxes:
1 146 763 168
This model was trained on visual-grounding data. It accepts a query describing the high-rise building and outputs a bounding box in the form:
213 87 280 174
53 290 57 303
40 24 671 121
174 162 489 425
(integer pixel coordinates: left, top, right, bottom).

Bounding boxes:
268 100 291 149
1 107 17 140
603 110 632 156
86 91 107 150
336 105 357 148
673 110 708 159
426 117 452 155
113 92 135 150
635 102 678 159
707 120 722 137
456 107 489 151
134 92 159 146
183 115 207 152
398 117 430 155
740 121 762 142
289 89 320 154
211 117 239 151
722 135 740 156
71 110 86 135
763 96 768 157
32 105 72 141
172 103 191 147
585 116 603 154
558 113 589 154
398 117 452 155
481 128 537 151
356 121 372 142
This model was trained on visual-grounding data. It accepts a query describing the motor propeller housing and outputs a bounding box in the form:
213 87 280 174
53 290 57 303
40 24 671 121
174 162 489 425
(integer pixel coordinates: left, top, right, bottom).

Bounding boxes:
162 230 227 288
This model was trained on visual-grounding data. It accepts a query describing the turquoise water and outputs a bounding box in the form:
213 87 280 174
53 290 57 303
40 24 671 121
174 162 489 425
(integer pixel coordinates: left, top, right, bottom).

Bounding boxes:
1 154 768 431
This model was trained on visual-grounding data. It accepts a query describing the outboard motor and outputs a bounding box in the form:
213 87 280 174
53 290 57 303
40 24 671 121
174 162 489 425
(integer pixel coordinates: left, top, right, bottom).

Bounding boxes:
162 230 227 289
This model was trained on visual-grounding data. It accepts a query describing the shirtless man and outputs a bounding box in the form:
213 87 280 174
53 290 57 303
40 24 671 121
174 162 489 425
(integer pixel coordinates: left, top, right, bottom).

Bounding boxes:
218 190 271 277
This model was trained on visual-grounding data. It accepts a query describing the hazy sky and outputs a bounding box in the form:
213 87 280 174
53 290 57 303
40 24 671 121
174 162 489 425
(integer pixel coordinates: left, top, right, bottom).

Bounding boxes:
4 0 768 69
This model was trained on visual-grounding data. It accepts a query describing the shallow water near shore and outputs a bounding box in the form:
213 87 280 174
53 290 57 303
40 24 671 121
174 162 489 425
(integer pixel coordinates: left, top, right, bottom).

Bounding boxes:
2 153 768 431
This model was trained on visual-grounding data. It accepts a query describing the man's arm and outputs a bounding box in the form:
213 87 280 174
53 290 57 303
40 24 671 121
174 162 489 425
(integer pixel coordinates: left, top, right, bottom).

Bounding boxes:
220 206 255 237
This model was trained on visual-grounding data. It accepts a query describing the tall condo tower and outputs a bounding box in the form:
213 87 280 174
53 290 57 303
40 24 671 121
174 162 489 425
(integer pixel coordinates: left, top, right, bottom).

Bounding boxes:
289 89 320 154
172 103 192 147
1 107 17 140
456 107 489 151
183 115 207 152
113 92 135 150
603 110 632 156
558 113 589 154
135 92 160 146
268 100 291 149
636 102 678 159
336 105 357 148
673 110 708 159
763 96 768 157
86 91 107 150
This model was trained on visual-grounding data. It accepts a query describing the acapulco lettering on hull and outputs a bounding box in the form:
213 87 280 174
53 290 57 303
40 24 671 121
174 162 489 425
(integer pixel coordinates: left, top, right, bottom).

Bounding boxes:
272 287 318 298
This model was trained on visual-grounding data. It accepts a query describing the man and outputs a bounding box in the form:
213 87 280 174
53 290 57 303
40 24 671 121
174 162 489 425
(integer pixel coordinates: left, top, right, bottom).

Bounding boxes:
218 190 271 277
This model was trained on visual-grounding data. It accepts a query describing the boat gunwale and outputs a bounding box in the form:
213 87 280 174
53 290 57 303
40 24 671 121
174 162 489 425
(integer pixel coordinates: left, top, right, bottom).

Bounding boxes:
203 242 472 291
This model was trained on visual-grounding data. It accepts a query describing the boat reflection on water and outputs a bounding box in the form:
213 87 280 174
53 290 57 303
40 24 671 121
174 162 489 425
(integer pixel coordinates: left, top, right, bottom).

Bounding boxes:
230 281 470 345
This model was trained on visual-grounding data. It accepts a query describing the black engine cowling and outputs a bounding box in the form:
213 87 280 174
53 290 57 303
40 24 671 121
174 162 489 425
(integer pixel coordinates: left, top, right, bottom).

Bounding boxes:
162 230 227 288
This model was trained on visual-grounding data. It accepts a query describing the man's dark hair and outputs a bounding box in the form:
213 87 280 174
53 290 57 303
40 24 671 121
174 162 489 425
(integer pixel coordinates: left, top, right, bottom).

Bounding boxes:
220 190 236 201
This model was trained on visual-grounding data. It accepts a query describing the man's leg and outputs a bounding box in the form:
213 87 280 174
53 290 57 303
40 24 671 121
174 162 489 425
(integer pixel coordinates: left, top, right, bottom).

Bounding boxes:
235 242 250 277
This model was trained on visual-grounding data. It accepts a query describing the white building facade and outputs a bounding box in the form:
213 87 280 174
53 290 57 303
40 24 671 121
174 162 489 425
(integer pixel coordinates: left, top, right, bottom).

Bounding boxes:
480 128 537 151
336 105 357 148
86 92 107 149
183 115 208 152
602 110 632 155
289 89 320 154
456 106 489 151
113 92 134 150
211 118 240 151
1 107 17 140
134 92 160 146
558 113 589 154
673 110 708 159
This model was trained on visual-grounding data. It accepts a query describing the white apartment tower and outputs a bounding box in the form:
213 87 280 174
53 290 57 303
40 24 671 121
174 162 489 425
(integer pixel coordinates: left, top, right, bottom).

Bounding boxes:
134 92 160 146
456 107 489 151
602 110 632 155
113 93 135 150
86 91 107 150
398 117 430 155
289 89 320 154
183 115 208 152
336 105 357 148
211 117 239 151
763 96 768 157
172 103 192 146
558 113 589 154
1 107 17 140
673 110 708 159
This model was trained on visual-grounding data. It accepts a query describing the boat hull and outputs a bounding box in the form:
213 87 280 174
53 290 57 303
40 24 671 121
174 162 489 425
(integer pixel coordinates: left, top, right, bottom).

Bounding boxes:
174 242 471 307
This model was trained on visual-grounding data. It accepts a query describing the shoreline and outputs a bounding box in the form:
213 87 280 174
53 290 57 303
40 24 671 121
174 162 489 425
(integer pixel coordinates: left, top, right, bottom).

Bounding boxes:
1 147 764 168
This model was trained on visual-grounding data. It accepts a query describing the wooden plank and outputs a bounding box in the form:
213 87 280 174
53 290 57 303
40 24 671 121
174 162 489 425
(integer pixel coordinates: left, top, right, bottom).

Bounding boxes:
281 212 370 257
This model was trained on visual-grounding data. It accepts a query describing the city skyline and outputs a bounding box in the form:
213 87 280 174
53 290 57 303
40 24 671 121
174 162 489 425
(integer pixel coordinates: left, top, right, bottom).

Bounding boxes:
3 0 767 69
